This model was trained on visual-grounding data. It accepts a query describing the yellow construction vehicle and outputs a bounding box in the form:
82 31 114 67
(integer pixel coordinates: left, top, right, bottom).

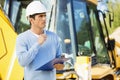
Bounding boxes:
48 0 120 79
0 5 23 80
1 0 120 80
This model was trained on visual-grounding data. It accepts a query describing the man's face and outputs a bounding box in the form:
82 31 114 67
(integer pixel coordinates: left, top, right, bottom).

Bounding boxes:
31 13 46 29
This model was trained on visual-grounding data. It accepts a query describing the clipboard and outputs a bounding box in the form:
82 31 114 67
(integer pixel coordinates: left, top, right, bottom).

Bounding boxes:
36 58 69 71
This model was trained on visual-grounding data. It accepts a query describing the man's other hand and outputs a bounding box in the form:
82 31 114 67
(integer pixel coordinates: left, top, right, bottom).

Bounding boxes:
54 63 64 70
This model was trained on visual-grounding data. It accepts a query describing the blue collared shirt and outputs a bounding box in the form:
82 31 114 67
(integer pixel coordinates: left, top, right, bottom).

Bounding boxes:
16 30 62 71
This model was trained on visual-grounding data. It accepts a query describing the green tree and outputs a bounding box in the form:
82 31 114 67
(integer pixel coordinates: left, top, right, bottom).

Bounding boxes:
107 1 120 33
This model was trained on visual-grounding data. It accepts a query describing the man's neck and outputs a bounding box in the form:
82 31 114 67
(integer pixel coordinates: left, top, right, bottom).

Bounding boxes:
30 28 44 35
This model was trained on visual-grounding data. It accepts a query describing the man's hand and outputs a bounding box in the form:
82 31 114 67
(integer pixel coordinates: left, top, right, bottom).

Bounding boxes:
53 58 69 70
54 63 64 70
38 34 47 45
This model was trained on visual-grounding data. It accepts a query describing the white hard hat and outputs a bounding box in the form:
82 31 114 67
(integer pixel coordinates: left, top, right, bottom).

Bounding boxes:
26 1 47 17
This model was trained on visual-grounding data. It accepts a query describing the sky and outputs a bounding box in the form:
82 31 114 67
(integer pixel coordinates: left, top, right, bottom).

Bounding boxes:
97 0 108 13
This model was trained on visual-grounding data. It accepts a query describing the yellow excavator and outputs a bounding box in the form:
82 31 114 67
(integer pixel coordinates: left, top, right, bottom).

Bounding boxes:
0 5 23 80
1 0 120 80
49 0 120 79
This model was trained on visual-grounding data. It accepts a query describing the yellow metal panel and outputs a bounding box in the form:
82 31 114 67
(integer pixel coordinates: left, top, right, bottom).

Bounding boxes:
0 29 7 59
92 64 113 79
0 8 23 80
9 58 24 80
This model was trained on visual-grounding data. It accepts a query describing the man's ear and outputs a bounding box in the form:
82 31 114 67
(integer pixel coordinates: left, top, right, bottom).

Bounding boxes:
29 18 33 24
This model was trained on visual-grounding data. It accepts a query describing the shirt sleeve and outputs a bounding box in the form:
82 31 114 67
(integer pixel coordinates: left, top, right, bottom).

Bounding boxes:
16 35 40 67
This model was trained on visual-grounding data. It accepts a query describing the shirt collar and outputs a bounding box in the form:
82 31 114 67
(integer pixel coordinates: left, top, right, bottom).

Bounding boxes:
30 30 46 38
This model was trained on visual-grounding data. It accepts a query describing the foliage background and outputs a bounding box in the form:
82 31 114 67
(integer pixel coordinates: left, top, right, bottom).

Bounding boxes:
0 0 5 8
107 1 120 34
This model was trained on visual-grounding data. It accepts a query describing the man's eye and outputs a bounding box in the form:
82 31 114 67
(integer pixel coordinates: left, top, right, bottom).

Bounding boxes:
39 15 46 17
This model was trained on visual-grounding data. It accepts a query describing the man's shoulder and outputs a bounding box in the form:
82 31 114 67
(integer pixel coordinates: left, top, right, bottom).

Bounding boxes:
46 30 60 41
18 30 30 35
46 30 57 36
17 30 30 38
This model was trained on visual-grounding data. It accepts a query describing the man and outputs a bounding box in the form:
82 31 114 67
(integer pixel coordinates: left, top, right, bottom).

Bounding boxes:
16 1 64 80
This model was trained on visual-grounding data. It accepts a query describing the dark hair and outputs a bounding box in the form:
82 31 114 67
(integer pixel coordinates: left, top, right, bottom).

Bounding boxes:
29 13 40 19
28 13 40 25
